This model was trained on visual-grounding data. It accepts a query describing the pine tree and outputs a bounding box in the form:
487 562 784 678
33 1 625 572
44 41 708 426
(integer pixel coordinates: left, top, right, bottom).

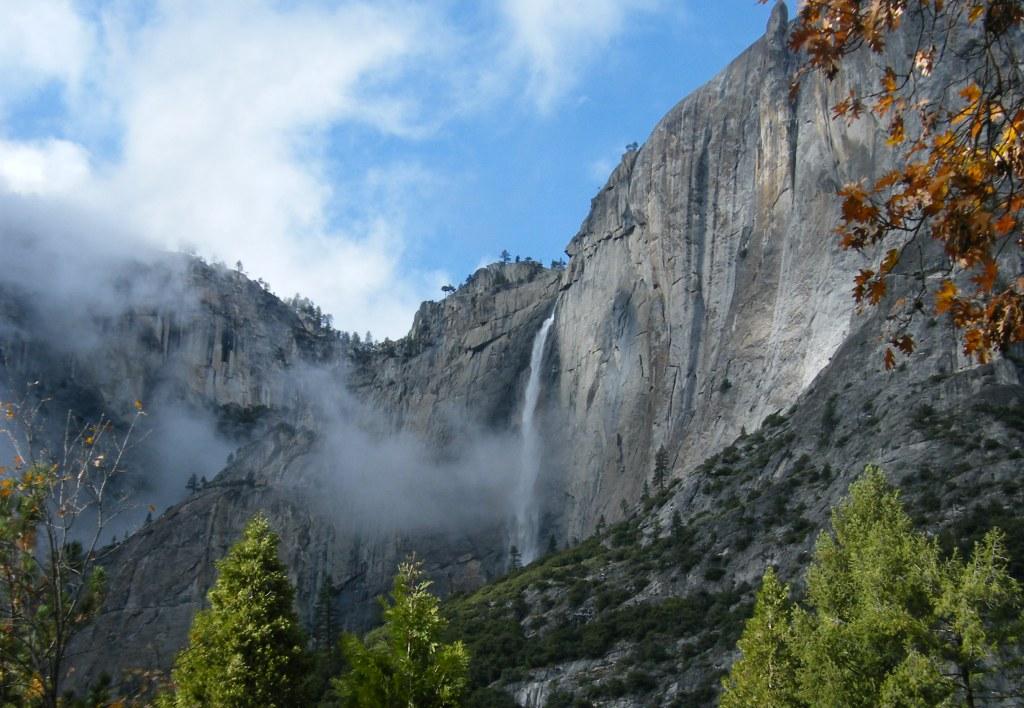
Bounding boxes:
720 568 799 708
653 445 669 490
509 545 522 572
723 465 1023 707
546 535 558 555
333 559 469 707
670 509 683 540
161 514 311 707
795 466 942 707
313 576 335 653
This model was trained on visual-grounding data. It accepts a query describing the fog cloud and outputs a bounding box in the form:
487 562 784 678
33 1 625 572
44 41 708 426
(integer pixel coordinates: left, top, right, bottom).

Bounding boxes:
0 194 527 544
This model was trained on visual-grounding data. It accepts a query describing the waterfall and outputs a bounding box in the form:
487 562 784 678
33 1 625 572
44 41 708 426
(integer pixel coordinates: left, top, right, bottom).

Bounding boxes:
514 308 555 564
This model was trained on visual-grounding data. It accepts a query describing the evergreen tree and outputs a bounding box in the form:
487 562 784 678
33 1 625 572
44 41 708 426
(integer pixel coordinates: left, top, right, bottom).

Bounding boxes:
314 576 335 653
333 559 469 707
546 535 558 556
509 545 522 572
185 474 198 493
795 466 942 707
723 466 1023 707
652 445 669 490
670 509 683 540
500 249 511 263
720 568 799 708
161 514 311 707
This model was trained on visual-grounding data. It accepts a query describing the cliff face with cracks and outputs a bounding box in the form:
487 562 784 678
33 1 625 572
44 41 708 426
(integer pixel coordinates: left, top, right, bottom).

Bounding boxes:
546 0 907 539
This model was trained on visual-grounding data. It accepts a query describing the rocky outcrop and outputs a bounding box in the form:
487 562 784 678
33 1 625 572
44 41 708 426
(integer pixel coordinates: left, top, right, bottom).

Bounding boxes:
349 260 560 440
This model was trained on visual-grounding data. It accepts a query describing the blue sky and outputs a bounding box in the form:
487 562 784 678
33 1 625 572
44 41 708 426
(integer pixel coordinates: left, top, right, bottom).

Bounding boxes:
0 0 774 338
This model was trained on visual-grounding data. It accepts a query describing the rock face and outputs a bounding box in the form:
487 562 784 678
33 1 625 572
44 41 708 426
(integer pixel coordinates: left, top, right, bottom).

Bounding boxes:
69 423 508 693
350 260 561 440
1 1 1019 701
546 0 888 539
0 256 334 417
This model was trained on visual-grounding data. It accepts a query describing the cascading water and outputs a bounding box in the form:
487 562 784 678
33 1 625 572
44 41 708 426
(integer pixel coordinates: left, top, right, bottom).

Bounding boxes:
513 308 555 564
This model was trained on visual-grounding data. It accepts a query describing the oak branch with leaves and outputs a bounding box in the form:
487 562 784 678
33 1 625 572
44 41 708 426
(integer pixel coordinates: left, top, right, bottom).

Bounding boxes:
0 392 141 707
764 0 1024 365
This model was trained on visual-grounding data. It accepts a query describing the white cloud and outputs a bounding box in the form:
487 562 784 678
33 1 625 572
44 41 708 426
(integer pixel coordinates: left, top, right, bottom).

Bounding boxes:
0 138 91 195
0 1 451 338
0 0 669 338
0 0 92 89
498 0 661 112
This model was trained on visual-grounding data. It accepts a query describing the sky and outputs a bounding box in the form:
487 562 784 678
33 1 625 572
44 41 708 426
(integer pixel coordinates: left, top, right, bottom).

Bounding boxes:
0 0 775 339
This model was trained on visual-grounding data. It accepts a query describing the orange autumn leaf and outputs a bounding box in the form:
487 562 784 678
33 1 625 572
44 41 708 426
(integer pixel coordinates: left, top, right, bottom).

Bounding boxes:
973 259 999 292
935 280 958 314
879 248 901 275
994 212 1017 236
869 279 888 304
893 334 916 355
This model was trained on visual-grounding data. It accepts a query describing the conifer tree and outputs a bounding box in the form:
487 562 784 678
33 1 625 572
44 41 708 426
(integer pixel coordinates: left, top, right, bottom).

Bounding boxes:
313 576 335 653
670 509 683 540
720 568 799 708
653 445 669 490
161 514 311 707
333 559 468 707
509 545 522 572
795 466 942 706
722 465 1023 707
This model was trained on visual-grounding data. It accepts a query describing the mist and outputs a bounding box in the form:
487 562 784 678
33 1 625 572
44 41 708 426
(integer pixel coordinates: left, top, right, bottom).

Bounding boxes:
0 190 530 546
0 193 232 537
0 193 194 355
277 365 523 535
